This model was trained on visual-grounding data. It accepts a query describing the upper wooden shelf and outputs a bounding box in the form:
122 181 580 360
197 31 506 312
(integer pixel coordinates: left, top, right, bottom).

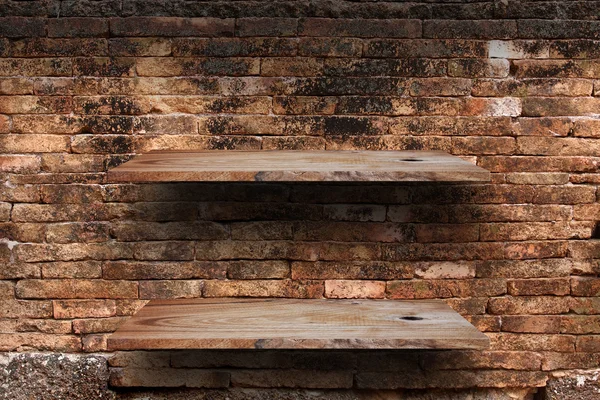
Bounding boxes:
107 150 490 183
107 298 489 350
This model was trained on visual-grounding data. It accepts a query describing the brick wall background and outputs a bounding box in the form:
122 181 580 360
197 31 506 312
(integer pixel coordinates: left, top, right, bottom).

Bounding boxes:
0 1 599 399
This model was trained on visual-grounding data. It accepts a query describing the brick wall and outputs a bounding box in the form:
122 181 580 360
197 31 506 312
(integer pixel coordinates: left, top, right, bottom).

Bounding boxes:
0 1 599 398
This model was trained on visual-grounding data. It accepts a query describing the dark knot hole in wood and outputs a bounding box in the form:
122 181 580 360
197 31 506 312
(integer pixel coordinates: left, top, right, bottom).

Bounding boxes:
399 316 424 321
400 158 422 162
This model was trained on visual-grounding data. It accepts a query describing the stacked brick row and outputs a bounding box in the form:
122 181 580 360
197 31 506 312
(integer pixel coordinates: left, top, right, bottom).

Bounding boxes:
0 1 599 396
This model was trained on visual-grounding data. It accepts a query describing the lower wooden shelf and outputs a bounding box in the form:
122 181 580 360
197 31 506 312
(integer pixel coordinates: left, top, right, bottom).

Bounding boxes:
107 298 489 350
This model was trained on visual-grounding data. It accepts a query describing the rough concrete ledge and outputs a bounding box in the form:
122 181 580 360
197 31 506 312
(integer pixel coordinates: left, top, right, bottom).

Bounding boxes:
0 353 115 400
545 370 600 400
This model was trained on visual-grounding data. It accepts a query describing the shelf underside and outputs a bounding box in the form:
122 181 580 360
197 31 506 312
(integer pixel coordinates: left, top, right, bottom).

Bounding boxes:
107 150 490 182
107 298 490 350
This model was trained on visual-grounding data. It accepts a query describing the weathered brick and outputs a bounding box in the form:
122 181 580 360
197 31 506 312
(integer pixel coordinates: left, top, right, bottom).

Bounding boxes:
0 300 52 318
227 260 289 279
551 40 600 59
518 20 600 39
237 18 297 37
73 57 135 77
571 277 600 296
0 333 81 352
472 78 593 97
478 259 595 278
501 316 561 334
0 96 71 114
325 58 446 77
506 173 569 185
139 280 203 299
15 279 138 299
560 315 600 334
424 20 517 39
14 242 133 262
3 318 72 334
325 280 385 299
480 155 600 173
230 369 353 389
0 77 34 94
133 241 194 261
364 39 486 58
387 279 506 299
542 352 600 371
203 279 323 298
0 155 40 173
421 350 542 371
299 18 421 38
47 18 109 37
110 367 230 388
515 60 600 79
488 333 575 352
449 59 509 78
0 17 45 37
577 336 600 352
41 261 102 279
488 40 549 59
291 261 413 280
488 296 571 315
46 222 111 243
112 221 228 241
0 134 70 153
481 222 593 241
0 58 72 77
137 57 259 76
196 240 319 261
262 57 324 77
53 299 116 319
11 38 108 57
507 278 571 296
298 38 361 58
110 17 235 37
109 38 171 56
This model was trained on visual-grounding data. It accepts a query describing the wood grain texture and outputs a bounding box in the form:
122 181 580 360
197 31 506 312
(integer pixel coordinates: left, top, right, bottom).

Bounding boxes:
107 150 490 182
107 298 490 350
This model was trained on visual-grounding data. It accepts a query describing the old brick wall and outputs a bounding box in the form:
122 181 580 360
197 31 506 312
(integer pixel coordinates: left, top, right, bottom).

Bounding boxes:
0 0 599 398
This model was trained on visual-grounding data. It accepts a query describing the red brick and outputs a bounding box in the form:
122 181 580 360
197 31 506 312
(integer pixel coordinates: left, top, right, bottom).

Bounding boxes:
195 241 319 261
387 279 506 299
507 278 571 296
133 241 194 261
488 296 571 315
542 352 600 371
110 17 235 37
139 280 203 299
560 316 600 334
570 297 600 315
532 185 596 204
571 277 600 296
478 259 595 278
488 333 575 352
299 18 421 38
0 77 33 94
576 336 600 352
501 316 562 333
47 18 108 37
518 137 600 157
14 242 133 262
0 155 40 173
291 261 413 280
325 280 385 299
0 333 81 352
103 261 226 280
506 173 569 185
41 261 102 279
0 59 72 77
0 134 70 153
203 279 323 298
53 299 116 319
480 156 600 173
569 242 600 260
82 334 109 352
481 222 593 241
15 279 138 299
390 116 512 136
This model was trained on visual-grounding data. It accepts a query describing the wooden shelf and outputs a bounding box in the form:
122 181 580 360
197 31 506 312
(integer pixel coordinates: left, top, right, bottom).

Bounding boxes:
107 298 489 350
107 150 490 182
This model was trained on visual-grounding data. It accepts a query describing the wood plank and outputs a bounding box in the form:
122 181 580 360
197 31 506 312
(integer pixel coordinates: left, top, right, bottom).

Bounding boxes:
107 298 490 350
107 150 490 182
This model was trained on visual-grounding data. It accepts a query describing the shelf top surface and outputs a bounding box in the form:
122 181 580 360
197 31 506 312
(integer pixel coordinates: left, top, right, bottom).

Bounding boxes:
107 150 490 182
107 298 489 350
